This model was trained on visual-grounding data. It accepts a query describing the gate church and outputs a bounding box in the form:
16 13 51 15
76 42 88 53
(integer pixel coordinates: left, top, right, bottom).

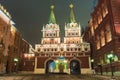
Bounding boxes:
34 4 91 74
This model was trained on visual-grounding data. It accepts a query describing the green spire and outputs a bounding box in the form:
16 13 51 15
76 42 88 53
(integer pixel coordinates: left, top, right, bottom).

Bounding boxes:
48 5 56 24
69 4 76 23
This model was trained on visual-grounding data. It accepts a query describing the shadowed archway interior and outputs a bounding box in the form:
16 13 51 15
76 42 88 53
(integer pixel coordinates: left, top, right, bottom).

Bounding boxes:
70 60 81 74
45 60 55 74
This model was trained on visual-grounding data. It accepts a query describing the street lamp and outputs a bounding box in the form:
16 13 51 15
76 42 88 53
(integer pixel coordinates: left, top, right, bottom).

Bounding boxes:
91 59 95 74
107 54 114 76
98 63 102 75
13 58 19 72
91 59 94 69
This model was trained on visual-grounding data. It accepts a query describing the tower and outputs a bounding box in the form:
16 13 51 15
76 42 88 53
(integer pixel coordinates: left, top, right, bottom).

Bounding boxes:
35 5 64 74
34 4 91 74
63 4 91 74
64 4 82 45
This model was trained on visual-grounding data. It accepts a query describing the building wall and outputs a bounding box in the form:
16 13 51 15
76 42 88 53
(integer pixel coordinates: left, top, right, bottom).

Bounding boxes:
7 28 23 73
18 39 31 71
34 55 91 74
0 4 31 73
83 0 120 75
0 5 12 73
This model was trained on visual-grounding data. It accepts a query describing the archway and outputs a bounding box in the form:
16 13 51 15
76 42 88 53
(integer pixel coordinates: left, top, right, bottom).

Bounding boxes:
55 56 68 73
70 60 81 74
59 63 64 73
45 60 55 74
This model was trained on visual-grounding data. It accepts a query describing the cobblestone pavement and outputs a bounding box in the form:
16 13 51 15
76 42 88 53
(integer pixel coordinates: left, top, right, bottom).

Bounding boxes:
0 74 119 80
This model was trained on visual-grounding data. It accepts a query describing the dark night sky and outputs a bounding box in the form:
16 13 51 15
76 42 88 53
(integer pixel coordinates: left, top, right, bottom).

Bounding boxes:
0 0 95 47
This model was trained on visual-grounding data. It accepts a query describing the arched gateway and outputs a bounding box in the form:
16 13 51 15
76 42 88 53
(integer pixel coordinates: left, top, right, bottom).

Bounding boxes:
45 59 55 74
33 4 91 74
70 60 81 74
45 56 68 74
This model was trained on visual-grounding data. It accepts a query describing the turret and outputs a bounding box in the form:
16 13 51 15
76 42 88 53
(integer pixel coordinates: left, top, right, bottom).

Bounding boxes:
48 5 56 24
69 4 76 23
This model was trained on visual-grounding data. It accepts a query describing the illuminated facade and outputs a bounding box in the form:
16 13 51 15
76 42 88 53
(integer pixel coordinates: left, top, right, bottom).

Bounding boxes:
34 4 91 74
0 4 32 73
83 0 120 76
0 4 14 73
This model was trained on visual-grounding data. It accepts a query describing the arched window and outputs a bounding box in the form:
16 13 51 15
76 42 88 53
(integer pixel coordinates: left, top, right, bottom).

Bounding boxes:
37 48 40 52
98 9 102 24
101 1 108 18
94 17 98 29
100 30 105 46
96 35 100 49
105 24 112 42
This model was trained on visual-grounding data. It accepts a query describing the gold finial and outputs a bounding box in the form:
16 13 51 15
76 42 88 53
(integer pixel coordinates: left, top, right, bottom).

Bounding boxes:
69 4 73 8
50 5 54 10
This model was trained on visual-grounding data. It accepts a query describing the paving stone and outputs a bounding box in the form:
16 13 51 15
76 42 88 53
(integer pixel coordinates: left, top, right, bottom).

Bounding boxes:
0 74 118 80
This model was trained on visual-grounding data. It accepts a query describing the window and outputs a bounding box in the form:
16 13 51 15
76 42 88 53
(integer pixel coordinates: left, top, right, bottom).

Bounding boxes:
46 34 48 37
106 53 118 64
61 48 63 51
55 49 57 51
78 48 81 51
55 41 57 44
51 49 53 51
72 25 74 27
44 49 46 52
73 41 74 43
67 48 69 51
94 17 98 29
37 48 40 52
50 34 52 36
102 2 108 18
96 35 100 49
71 48 73 51
98 9 102 24
72 33 74 35
76 33 78 35
114 54 119 62
76 41 78 44
68 33 70 35
54 33 56 36
85 48 88 51
68 41 70 44
75 48 77 51
100 56 104 65
100 30 105 46
105 24 112 42
44 42 46 44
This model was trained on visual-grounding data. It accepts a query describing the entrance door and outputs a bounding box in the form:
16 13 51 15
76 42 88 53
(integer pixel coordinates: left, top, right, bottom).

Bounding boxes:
45 60 55 74
59 63 64 73
70 60 81 74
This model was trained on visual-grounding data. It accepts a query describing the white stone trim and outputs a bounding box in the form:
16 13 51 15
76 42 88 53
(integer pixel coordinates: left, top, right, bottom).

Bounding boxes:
81 68 92 74
89 56 92 69
34 68 45 74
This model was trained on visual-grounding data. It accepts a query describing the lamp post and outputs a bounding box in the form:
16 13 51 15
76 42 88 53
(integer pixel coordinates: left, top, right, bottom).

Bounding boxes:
13 58 19 72
91 59 95 74
107 54 114 77
91 59 94 69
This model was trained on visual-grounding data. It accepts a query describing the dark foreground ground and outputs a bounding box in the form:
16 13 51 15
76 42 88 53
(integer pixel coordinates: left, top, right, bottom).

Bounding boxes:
0 73 119 80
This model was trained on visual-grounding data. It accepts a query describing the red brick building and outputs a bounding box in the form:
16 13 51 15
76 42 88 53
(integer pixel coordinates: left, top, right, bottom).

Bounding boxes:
83 0 120 75
0 4 14 73
34 4 91 74
0 4 32 73
19 39 34 71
